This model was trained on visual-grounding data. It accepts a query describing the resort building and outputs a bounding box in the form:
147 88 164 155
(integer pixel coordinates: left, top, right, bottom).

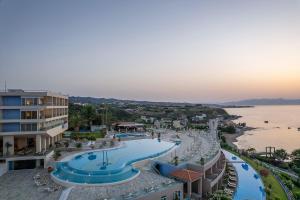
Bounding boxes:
0 89 68 172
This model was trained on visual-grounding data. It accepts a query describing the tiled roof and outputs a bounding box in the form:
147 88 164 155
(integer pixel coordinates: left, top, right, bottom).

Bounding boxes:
170 169 203 182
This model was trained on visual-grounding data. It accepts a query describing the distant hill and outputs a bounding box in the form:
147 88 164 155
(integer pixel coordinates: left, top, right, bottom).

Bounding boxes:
223 98 300 106
69 96 198 107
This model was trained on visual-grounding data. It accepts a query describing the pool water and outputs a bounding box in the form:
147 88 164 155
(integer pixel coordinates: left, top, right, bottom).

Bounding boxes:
52 139 176 185
114 132 147 138
223 150 266 200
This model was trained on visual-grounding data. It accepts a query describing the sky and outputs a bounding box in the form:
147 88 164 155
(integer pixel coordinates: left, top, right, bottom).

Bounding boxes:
0 0 300 103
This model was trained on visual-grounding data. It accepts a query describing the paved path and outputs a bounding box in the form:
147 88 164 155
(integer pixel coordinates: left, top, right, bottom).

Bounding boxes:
59 187 73 200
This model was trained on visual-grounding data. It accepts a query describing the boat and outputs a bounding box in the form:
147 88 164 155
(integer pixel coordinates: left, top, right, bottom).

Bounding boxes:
288 127 291 129
264 121 269 124
298 128 300 131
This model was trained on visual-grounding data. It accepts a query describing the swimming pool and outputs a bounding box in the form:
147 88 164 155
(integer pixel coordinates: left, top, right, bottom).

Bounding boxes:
52 139 176 185
114 132 147 138
223 150 266 200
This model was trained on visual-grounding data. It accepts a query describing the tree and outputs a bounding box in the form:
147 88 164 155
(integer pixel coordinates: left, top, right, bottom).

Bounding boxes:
291 149 300 167
69 113 83 131
81 104 97 129
174 156 179 166
247 147 256 154
274 149 288 162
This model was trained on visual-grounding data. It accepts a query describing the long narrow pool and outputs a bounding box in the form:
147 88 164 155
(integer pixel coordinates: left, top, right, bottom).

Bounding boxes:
223 150 266 200
52 139 176 185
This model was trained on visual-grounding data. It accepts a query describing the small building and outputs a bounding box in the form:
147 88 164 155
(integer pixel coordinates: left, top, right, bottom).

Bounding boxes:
113 122 145 132
191 114 207 122
141 116 155 124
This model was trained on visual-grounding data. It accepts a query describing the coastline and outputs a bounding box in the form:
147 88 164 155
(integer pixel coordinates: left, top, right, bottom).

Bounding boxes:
223 126 256 149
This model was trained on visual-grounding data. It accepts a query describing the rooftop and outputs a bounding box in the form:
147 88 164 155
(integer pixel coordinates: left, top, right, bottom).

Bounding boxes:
0 89 68 98
171 169 203 182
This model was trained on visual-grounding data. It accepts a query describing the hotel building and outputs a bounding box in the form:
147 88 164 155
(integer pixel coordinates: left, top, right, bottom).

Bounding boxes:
0 89 68 172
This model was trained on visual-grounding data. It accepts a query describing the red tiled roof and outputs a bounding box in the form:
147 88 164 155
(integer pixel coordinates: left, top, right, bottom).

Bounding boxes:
170 169 203 182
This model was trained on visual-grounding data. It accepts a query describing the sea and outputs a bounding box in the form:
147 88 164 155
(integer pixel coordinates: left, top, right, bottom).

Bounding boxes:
225 105 300 153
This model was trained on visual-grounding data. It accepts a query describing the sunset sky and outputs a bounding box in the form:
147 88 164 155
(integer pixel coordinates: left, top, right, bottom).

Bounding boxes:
0 0 299 103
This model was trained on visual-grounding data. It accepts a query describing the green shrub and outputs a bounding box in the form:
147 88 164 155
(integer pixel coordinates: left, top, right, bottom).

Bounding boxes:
294 191 300 199
76 142 82 148
53 150 61 160
265 187 271 196
284 179 294 190
260 168 269 177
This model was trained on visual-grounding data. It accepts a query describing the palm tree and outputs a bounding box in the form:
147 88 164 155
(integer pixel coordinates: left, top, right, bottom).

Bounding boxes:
81 105 96 129
247 147 256 157
69 114 83 132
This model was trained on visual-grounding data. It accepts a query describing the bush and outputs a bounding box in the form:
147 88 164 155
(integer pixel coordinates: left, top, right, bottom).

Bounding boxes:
278 162 289 169
260 168 269 177
265 187 271 196
88 136 96 141
64 141 69 148
76 142 82 148
284 179 294 190
71 132 105 140
294 191 300 199
53 150 61 161
218 125 236 134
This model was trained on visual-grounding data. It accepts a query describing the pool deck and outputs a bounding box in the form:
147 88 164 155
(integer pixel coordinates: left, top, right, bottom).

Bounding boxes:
0 123 221 200
67 170 180 200
0 169 64 200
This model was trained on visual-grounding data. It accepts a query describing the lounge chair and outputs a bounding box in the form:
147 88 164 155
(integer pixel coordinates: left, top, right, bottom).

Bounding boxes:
224 188 233 195
227 181 236 188
229 176 237 182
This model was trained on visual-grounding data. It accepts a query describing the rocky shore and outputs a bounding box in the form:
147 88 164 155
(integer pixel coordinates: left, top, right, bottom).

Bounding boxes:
223 125 256 149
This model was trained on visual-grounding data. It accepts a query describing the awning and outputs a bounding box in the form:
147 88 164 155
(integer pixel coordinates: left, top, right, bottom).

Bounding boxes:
170 169 203 182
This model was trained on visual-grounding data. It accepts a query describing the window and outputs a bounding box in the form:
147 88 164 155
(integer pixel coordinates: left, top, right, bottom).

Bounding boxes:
21 111 37 119
21 123 38 131
173 191 181 200
161 196 167 200
22 98 38 106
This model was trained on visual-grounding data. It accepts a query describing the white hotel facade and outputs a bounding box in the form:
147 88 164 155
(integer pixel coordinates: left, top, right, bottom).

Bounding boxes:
0 89 68 172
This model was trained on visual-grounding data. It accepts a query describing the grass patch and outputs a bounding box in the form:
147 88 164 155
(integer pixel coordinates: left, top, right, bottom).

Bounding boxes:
70 131 105 140
278 172 300 199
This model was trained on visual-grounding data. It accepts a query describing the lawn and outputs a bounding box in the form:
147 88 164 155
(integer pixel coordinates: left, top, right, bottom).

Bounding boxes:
225 148 288 200
277 172 300 199
70 131 106 140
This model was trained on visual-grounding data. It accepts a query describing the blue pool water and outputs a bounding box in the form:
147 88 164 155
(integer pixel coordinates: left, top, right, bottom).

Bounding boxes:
52 139 176 185
223 150 266 200
114 132 147 138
